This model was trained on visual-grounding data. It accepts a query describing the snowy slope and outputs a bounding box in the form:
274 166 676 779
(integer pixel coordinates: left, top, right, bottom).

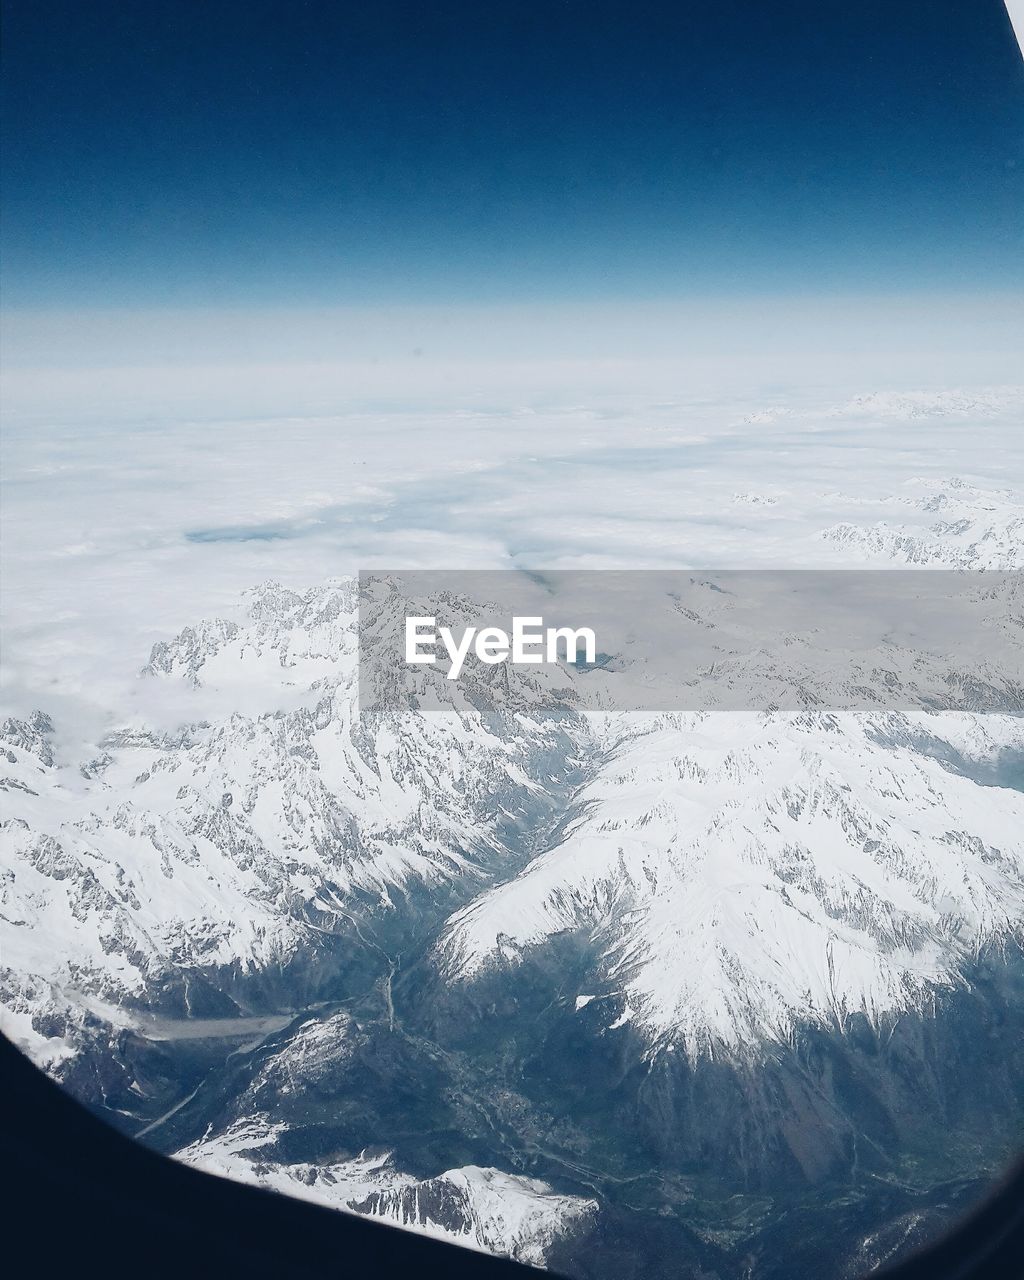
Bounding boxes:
0 582 590 1066
1 469 1022 1276
176 1115 596 1266
3 480 1022 1070
821 479 1024 569
435 483 1024 1055
171 1007 597 1264
437 708 1024 1055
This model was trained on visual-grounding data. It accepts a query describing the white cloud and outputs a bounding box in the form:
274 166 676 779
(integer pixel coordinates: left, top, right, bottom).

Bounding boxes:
2 298 1022 755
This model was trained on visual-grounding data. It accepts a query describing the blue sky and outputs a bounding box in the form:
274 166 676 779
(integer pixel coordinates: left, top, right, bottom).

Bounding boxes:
2 0 1023 309
2 1 1023 736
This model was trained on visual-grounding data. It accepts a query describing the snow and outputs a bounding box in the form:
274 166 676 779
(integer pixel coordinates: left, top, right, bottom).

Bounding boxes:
176 1116 596 1266
1 375 1022 1257
3 446 1023 1065
437 707 1024 1055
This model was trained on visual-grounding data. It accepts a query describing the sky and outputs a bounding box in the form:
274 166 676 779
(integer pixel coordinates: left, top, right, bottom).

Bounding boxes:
2 1 1023 738
2 0 1023 311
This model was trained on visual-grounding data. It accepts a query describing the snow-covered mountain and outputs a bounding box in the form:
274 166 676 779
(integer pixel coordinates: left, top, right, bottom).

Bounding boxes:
2 476 1022 1275
0 579 590 1068
821 479 1024 569
181 1128 596 1270
435 708 1024 1056
174 1011 596 1267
